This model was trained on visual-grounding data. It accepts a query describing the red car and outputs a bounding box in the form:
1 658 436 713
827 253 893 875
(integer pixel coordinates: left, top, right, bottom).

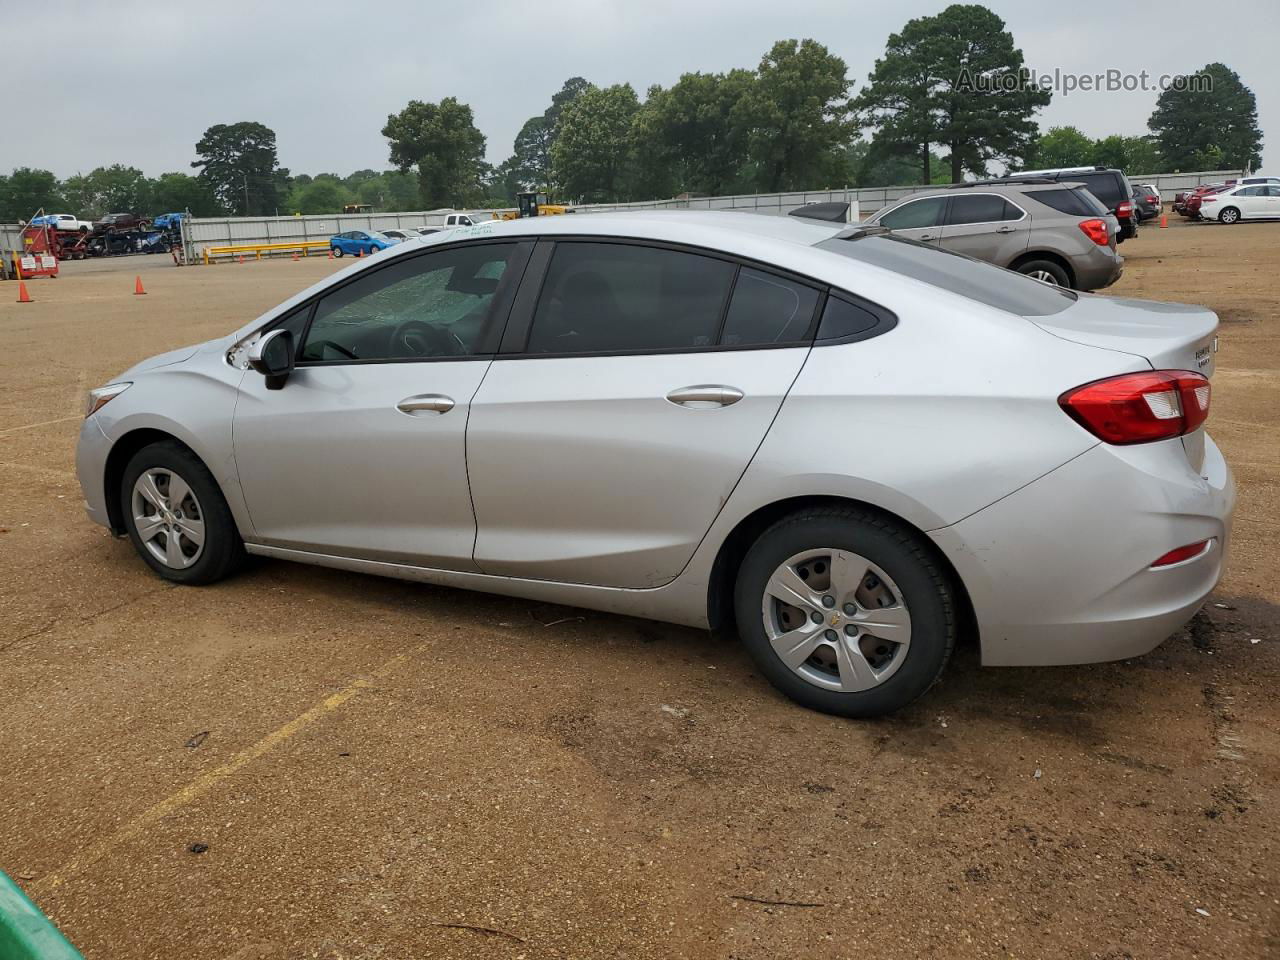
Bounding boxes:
1185 185 1234 220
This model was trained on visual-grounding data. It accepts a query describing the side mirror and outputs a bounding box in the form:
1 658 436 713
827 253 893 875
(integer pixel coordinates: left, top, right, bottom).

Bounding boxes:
248 328 295 390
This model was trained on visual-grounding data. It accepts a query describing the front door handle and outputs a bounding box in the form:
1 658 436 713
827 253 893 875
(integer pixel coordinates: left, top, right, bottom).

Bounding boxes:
918 233 935 241
396 394 455 416
666 384 744 408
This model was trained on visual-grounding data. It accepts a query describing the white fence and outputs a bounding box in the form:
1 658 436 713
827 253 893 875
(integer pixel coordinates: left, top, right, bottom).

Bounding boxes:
0 169 1247 272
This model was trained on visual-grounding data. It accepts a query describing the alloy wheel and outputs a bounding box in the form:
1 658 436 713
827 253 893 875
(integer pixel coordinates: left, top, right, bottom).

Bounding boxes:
1027 269 1059 285
760 548 912 692
131 467 206 569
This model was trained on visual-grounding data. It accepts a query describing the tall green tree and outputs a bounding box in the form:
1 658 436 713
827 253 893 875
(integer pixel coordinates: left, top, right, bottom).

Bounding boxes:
0 168 63 220
739 40 853 192
848 136 948 187
1149 63 1262 172
383 96 487 208
149 172 220 215
1026 126 1094 169
192 122 285 215
634 69 756 196
552 84 642 203
511 76 591 192
857 5 1049 183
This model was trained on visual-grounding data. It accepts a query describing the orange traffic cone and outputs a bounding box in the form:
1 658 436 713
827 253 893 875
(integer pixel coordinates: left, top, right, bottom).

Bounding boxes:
134 275 146 295
327 248 333 260
356 249 363 258
16 280 32 303
291 251 299 262
238 255 245 265
1160 214 1168 228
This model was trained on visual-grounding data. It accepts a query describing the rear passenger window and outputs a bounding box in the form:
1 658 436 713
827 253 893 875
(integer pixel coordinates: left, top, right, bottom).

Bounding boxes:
879 196 946 230
1034 188 1110 217
525 242 734 354
946 195 1020 225
720 268 820 346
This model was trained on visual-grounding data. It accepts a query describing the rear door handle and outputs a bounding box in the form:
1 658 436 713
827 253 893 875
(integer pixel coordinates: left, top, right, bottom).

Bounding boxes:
996 225 1016 234
918 233 935 241
666 384 744 408
396 394 455 416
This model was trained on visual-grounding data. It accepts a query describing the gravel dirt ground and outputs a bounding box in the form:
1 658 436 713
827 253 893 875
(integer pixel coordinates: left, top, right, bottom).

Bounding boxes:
1 220 1277 960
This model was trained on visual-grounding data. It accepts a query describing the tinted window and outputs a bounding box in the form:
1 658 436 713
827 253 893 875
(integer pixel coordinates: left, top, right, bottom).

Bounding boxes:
1268 186 1280 197
946 195 1020 225
1070 173 1125 208
301 243 516 362
720 268 820 346
816 233 1076 317
879 196 946 230
1236 186 1263 197
1033 188 1108 217
816 296 885 341
525 242 734 354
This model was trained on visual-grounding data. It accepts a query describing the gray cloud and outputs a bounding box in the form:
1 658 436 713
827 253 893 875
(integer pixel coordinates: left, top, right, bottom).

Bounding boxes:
5 0 1274 178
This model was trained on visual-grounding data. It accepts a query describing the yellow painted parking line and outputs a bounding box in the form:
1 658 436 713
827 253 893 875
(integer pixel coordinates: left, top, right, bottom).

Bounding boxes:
33 649 416 895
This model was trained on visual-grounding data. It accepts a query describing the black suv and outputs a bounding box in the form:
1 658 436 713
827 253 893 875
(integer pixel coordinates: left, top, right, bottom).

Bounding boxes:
997 167 1137 241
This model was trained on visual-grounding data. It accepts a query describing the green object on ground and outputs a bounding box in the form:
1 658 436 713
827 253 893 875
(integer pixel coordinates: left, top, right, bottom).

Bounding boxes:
0 871 83 960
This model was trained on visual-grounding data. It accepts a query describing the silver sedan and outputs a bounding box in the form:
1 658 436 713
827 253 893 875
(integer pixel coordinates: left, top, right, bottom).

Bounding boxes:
76 212 1234 717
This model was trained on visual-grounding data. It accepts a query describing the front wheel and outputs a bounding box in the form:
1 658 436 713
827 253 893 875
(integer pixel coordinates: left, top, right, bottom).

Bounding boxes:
120 441 245 585
734 507 956 718
1219 206 1241 224
331 246 344 258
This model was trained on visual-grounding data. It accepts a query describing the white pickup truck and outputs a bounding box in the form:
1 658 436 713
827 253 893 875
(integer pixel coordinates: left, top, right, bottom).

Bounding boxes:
31 213 94 232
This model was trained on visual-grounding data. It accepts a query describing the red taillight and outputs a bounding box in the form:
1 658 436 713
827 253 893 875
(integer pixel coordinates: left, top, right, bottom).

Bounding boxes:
1145 195 1159 204
1117 201 1132 216
1078 218 1110 245
1151 539 1212 568
1059 371 1211 444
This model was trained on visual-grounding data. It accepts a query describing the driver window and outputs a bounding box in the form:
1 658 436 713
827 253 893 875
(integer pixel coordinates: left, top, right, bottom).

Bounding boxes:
301 242 517 362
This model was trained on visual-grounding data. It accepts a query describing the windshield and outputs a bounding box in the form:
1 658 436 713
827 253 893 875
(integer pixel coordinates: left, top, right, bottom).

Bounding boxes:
816 232 1077 317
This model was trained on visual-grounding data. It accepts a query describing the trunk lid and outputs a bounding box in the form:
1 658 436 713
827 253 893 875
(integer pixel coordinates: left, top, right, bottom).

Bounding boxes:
1030 295 1219 470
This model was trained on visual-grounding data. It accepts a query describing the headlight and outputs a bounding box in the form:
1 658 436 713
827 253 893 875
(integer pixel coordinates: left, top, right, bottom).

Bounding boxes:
85 382 131 418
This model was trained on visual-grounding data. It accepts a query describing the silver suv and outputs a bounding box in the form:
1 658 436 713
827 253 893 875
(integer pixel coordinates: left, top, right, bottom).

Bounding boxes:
867 180 1123 291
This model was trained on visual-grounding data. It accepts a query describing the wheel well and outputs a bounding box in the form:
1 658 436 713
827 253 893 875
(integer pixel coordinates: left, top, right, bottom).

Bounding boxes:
1010 250 1074 286
706 495 978 651
103 429 197 534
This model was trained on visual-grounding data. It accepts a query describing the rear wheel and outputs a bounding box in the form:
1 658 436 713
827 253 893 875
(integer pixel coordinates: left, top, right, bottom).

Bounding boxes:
120 441 245 585
1219 206 1241 224
734 507 956 718
1016 259 1070 287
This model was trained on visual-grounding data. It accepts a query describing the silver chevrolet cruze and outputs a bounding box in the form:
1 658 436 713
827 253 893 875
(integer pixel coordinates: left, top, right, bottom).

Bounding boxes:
76 212 1234 717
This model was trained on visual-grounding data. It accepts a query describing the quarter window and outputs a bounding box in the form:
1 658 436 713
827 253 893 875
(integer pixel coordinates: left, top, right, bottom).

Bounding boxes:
301 243 517 362
879 196 946 230
720 268 820 346
524 242 735 354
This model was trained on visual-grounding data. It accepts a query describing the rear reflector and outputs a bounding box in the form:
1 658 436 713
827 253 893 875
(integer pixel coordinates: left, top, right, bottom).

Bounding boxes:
1151 539 1212 568
1059 370 1211 444
1078 218 1111 245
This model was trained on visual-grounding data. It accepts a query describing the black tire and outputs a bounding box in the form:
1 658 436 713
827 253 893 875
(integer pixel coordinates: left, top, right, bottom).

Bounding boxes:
120 441 245 585
733 506 956 718
331 246 344 258
1219 206 1240 225
1015 259 1070 287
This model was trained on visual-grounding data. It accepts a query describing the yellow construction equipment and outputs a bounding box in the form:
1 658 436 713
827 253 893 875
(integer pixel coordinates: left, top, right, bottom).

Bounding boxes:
493 192 575 220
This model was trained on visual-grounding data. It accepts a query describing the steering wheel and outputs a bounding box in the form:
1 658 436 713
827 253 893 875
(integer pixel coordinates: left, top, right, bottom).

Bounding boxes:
395 320 468 358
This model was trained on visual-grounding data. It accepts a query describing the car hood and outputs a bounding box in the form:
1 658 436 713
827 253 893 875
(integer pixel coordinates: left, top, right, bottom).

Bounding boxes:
116 344 202 379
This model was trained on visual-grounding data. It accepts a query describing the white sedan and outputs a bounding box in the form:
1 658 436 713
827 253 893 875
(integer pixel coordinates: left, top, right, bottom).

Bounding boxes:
75 211 1233 717
1198 184 1280 223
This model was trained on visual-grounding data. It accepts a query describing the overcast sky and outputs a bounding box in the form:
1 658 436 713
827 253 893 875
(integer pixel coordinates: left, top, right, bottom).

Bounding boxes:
6 0 1276 179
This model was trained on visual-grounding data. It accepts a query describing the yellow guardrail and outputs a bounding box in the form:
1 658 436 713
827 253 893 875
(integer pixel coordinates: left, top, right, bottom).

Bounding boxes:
203 240 331 264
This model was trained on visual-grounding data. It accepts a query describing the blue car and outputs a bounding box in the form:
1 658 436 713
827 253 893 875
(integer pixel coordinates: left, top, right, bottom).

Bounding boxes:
329 230 395 257
153 212 186 230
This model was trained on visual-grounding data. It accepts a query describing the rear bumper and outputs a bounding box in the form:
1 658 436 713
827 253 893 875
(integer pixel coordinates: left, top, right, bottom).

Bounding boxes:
931 434 1234 666
1073 250 1124 291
